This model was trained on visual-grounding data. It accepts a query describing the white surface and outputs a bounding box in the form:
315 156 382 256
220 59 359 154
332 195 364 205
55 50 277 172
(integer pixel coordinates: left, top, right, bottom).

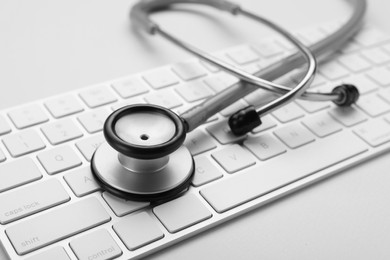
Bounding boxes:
1 0 390 259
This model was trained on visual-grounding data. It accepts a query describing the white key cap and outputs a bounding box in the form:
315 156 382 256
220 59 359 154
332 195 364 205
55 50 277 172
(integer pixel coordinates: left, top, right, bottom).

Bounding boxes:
175 81 213 102
356 94 390 117
226 46 259 65
144 89 183 109
340 41 361 53
328 106 367 127
172 61 207 81
244 89 277 107
77 108 111 133
378 88 390 103
201 60 220 72
0 179 69 224
252 115 277 133
203 73 238 93
8 105 49 129
296 99 330 113
274 123 315 149
102 192 149 217
0 158 42 193
244 133 286 160
366 67 390 87
342 74 379 94
192 156 223 187
6 197 110 255
154 193 212 233
3 130 46 157
70 229 122 260
111 97 144 111
44 95 84 118
354 28 390 47
354 119 390 147
220 100 248 117
253 39 285 57
206 120 246 144
338 53 371 72
211 144 256 173
76 134 105 161
319 61 350 80
0 148 5 162
111 77 149 98
64 167 101 197
79 86 117 108
0 116 11 135
302 112 342 137
25 247 70 260
113 212 164 250
143 68 179 89
361 48 390 65
41 119 83 145
184 130 217 156
272 102 305 123
37 146 82 174
201 131 368 213
296 28 326 45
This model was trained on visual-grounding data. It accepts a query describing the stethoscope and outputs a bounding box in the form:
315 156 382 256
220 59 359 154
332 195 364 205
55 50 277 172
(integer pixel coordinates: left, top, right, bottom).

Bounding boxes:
91 0 366 201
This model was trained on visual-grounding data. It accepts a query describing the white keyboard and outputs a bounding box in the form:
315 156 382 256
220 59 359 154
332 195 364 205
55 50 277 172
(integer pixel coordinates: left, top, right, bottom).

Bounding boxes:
1 22 390 260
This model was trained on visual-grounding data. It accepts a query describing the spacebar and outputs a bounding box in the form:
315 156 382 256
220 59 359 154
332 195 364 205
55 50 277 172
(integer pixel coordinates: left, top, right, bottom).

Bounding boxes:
200 131 368 213
6 197 111 255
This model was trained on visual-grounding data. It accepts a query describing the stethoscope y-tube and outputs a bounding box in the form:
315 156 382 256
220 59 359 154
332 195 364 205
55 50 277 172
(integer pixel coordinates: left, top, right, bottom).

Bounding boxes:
91 0 367 202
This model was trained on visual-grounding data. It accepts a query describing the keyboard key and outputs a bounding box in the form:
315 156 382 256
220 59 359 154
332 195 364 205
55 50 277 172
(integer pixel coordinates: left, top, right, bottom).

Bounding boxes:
175 81 214 102
203 73 238 93
201 60 220 72
44 95 84 118
37 146 82 175
211 144 256 173
144 89 183 109
113 212 164 250
102 192 149 217
361 47 390 65
319 61 350 80
0 179 70 224
8 105 49 129
366 67 390 87
226 46 259 65
143 68 179 89
354 119 390 147
244 133 286 160
79 85 117 108
75 134 105 161
206 120 247 144
328 106 367 127
0 158 42 193
192 156 223 187
296 27 326 45
111 77 149 98
201 131 368 213
354 27 390 47
70 229 122 260
253 39 285 57
0 116 11 135
356 94 390 117
6 197 110 255
295 99 331 113
378 88 390 103
302 112 342 137
272 102 305 123
153 193 212 233
244 89 277 107
111 97 144 111
41 119 83 145
172 61 207 81
77 108 111 134
184 130 217 156
274 123 315 149
0 148 5 162
3 129 46 157
25 247 70 260
340 41 361 53
64 167 101 197
342 74 379 94
337 53 371 72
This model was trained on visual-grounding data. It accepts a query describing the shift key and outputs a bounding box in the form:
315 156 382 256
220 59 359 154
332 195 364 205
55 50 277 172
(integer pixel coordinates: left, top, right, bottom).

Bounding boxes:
6 197 110 255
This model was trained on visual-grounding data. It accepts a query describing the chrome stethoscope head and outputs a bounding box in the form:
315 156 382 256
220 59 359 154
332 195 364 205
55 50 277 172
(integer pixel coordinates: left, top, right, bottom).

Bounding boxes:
92 104 194 202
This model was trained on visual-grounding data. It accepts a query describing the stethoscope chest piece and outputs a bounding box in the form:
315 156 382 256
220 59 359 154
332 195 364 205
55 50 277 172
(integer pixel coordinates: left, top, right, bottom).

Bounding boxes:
91 104 194 201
